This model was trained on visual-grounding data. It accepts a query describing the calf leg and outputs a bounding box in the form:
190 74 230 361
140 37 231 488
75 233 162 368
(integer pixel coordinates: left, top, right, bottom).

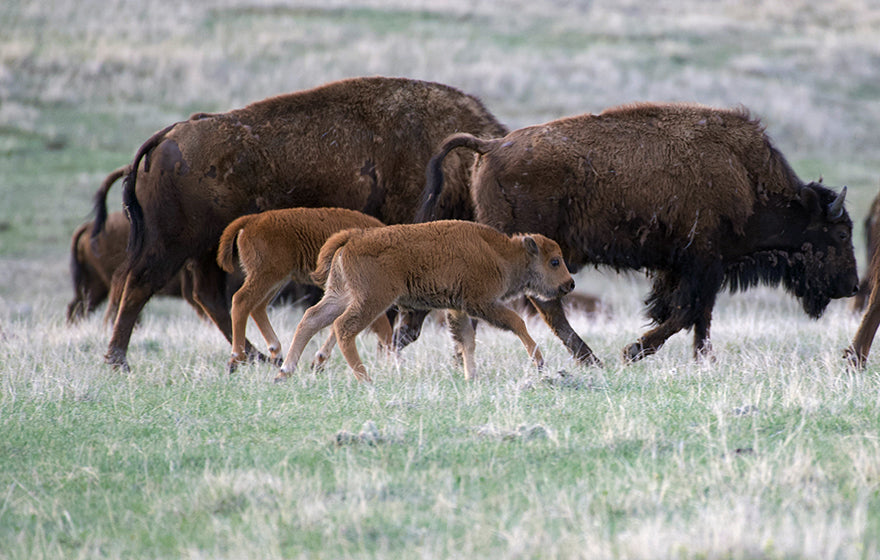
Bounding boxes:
311 314 393 371
277 293 348 380
446 310 477 380
250 293 283 358
189 257 267 364
333 299 394 383
528 296 601 366
470 303 544 370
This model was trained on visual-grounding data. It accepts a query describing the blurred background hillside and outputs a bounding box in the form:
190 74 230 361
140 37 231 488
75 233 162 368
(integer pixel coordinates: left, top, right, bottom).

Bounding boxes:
1 0 878 294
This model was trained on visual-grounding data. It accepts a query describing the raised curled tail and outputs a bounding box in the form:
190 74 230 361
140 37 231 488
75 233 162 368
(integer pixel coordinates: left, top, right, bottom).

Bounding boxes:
415 133 496 223
217 216 251 273
89 165 128 242
120 122 177 258
310 229 360 287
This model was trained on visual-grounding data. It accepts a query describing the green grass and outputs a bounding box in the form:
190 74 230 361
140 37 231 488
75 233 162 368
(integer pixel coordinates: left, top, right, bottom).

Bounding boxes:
2 0 880 557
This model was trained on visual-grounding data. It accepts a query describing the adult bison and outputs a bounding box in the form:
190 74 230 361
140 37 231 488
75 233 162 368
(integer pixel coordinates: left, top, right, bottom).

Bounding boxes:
100 77 506 369
68 166 198 324
845 185 880 368
849 186 880 313
418 102 859 364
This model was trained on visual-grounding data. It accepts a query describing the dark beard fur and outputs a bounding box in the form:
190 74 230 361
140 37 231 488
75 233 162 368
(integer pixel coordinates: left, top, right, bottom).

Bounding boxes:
722 248 831 319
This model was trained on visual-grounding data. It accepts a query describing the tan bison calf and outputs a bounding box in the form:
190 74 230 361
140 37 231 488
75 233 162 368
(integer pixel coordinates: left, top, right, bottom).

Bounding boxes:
216 207 391 371
276 220 575 383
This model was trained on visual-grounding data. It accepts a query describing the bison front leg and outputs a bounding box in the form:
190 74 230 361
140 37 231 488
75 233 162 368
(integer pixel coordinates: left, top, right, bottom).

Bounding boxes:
527 296 602 367
845 267 880 369
392 309 430 352
625 264 722 362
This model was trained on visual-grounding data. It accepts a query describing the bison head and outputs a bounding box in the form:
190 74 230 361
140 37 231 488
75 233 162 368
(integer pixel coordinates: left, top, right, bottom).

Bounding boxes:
725 183 858 318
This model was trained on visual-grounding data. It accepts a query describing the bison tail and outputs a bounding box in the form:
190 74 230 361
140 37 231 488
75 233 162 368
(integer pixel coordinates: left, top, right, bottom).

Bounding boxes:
416 133 495 223
120 122 178 259
90 165 128 243
310 229 359 287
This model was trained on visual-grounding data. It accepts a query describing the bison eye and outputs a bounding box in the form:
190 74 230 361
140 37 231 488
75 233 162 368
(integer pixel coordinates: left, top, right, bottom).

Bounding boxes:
837 230 849 242
550 258 560 268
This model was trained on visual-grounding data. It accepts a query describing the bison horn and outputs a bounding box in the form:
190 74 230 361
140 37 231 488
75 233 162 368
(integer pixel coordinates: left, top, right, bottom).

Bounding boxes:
829 186 847 219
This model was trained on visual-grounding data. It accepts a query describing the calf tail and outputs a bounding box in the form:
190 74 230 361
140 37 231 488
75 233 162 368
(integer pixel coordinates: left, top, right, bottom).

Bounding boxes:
217 216 251 273
89 165 128 242
310 229 359 287
416 133 496 223
121 122 177 258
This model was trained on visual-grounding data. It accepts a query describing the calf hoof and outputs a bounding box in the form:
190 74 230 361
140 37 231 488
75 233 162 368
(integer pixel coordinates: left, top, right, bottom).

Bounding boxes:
622 341 653 363
310 352 329 373
273 371 290 383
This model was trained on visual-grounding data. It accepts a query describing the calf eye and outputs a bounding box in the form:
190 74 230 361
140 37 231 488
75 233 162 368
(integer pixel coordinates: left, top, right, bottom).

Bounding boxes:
550 258 560 268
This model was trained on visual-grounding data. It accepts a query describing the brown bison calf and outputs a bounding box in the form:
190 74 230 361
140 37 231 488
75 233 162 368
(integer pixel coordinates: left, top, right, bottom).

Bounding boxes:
216 207 391 371
276 220 575 382
419 103 858 364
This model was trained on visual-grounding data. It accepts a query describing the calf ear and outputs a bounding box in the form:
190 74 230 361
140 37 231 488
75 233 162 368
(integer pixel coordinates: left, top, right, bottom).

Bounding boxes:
522 236 539 255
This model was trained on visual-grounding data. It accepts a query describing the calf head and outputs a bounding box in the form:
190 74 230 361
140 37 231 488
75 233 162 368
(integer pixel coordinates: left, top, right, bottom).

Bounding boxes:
519 234 575 300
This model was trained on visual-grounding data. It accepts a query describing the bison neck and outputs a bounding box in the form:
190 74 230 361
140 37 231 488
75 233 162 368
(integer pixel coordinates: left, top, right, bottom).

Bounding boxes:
720 198 812 260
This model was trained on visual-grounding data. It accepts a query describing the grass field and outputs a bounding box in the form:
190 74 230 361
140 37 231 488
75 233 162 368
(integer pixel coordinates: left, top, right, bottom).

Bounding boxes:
2 1 880 557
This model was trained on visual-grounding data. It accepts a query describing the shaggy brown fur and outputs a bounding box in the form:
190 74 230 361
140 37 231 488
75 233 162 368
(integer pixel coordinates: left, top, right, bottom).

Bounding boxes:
276 220 575 382
419 103 858 363
98 77 507 370
67 167 195 323
217 207 390 371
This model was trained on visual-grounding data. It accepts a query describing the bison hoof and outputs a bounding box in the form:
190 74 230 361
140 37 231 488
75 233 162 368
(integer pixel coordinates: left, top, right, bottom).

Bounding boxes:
622 341 652 363
273 372 290 383
576 351 604 368
843 346 866 370
104 349 130 372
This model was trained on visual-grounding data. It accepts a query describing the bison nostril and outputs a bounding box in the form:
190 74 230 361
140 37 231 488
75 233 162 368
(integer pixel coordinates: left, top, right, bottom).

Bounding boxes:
560 279 575 295
852 283 860 297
